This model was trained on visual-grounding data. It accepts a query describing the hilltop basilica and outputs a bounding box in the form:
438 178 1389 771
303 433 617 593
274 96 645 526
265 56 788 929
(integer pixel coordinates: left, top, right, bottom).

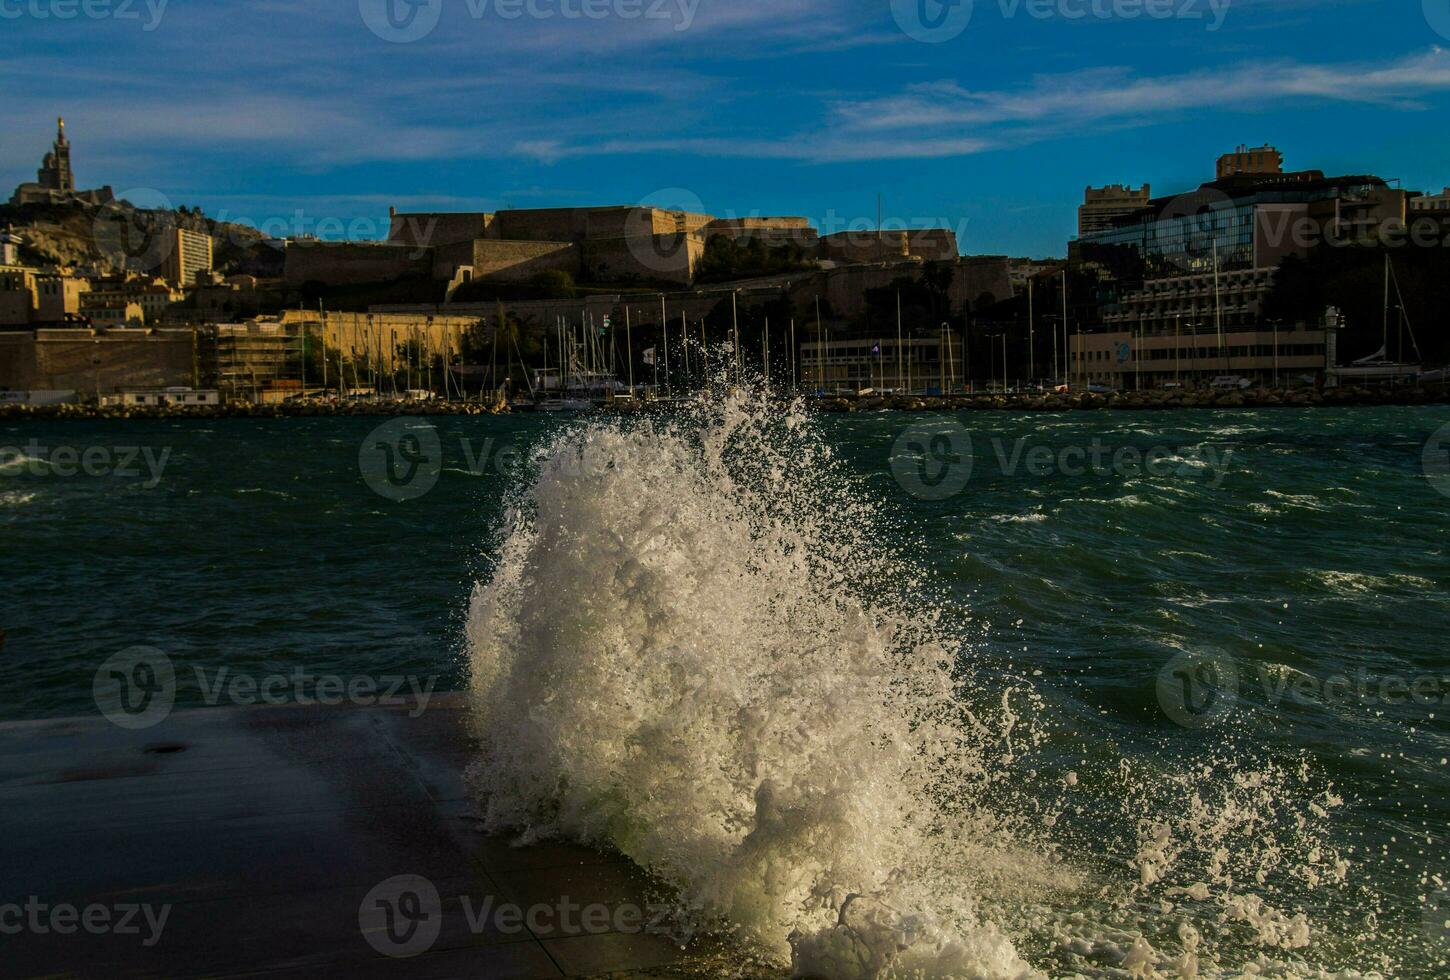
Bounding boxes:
10 118 114 207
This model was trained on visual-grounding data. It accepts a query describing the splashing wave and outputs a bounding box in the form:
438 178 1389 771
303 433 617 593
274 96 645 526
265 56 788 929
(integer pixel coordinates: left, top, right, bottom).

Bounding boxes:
464 390 1364 978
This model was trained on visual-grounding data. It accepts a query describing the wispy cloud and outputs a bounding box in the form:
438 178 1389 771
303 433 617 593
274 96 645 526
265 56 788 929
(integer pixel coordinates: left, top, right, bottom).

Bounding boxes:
526 47 1450 163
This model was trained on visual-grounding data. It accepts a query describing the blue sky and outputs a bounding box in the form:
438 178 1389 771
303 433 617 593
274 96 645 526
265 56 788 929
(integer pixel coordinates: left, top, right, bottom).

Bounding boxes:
4 0 1449 257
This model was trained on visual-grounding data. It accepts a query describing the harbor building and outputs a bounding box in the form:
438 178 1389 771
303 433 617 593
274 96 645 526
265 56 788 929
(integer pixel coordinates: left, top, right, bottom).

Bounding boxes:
1410 188 1450 212
0 327 197 397
160 228 215 286
1079 185 1152 236
1071 324 1328 390
102 387 220 407
1216 144 1284 179
1103 267 1278 334
1075 169 1408 278
800 334 965 394
0 265 40 326
80 276 183 325
1064 148 1403 388
202 320 301 402
0 266 93 327
36 273 90 323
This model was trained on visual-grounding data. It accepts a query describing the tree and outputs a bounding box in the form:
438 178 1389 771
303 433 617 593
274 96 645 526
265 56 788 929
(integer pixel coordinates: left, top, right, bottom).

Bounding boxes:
694 234 817 284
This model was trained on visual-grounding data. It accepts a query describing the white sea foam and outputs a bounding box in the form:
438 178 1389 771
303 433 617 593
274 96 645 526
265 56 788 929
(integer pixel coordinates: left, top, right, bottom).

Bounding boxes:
989 512 1047 524
463 388 1372 978
0 453 48 475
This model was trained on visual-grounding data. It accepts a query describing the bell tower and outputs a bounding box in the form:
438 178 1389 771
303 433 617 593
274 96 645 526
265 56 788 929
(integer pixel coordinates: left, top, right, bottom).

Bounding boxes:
38 117 75 193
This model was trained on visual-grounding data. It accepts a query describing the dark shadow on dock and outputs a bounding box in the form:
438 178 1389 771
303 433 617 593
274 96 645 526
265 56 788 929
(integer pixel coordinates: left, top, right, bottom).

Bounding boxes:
0 695 754 978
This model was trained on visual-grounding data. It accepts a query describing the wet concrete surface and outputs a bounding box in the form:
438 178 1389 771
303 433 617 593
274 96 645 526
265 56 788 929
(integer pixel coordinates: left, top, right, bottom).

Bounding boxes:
0 695 716 978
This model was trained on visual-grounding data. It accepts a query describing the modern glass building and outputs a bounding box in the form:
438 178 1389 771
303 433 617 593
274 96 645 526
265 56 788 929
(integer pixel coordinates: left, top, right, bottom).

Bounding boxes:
1075 172 1405 278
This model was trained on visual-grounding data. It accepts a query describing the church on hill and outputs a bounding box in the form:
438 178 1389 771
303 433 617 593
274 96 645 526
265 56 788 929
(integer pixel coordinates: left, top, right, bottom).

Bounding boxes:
10 118 115 207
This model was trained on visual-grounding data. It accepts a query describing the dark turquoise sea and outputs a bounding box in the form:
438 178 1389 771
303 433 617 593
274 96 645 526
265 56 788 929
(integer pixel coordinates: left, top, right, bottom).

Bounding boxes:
4 406 1449 975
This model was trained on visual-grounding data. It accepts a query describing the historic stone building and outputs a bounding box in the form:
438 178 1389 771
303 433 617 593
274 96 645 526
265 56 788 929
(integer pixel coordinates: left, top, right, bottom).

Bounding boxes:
1079 185 1152 237
10 119 115 207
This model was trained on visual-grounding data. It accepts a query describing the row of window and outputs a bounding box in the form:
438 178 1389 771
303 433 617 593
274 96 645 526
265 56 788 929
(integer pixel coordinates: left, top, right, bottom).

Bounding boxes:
1081 344 1324 362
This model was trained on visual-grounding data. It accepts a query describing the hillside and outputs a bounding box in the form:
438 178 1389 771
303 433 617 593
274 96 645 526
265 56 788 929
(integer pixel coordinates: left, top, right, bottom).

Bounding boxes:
0 197 282 279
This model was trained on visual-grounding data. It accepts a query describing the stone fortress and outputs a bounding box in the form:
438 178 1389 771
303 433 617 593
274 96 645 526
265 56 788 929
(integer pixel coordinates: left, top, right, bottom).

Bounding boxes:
283 203 962 290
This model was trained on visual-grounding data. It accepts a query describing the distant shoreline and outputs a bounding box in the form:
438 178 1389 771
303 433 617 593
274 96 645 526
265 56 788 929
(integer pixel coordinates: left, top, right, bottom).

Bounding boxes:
4 383 1449 422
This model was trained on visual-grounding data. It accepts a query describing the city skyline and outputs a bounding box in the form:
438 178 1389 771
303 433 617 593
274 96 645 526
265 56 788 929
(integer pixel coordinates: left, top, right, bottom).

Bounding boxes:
5 1 1450 257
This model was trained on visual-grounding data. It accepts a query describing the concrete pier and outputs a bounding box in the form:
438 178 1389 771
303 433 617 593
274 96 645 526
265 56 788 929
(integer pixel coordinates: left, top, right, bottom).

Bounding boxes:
0 695 730 978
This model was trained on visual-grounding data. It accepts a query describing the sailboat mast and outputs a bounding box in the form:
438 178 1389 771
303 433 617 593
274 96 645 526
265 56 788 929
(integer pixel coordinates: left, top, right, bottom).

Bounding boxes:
1383 253 1391 357
1060 269 1068 387
790 319 796 391
896 290 904 392
1214 238 1225 372
763 317 769 383
1027 278 1035 383
731 291 740 384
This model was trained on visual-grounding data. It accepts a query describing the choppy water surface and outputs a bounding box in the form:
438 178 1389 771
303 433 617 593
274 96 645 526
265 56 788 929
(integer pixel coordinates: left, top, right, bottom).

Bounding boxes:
4 404 1449 977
